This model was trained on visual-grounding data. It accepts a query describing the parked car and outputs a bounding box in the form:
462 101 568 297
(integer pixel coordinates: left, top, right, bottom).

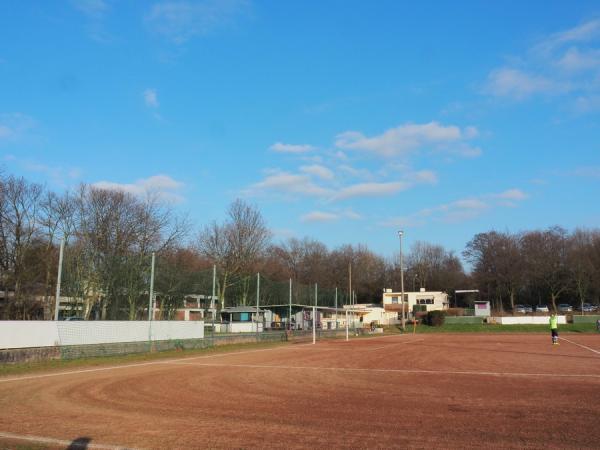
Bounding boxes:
581 303 597 313
558 304 573 313
536 305 549 313
514 305 527 314
523 305 533 313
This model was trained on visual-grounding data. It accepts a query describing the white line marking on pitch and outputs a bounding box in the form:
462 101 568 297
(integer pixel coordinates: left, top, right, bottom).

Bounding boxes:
370 339 424 350
163 361 600 379
0 431 138 449
559 337 600 355
0 334 412 384
0 343 313 384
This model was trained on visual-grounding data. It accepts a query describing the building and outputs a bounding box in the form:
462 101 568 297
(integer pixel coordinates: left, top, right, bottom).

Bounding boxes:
220 306 265 333
382 288 449 316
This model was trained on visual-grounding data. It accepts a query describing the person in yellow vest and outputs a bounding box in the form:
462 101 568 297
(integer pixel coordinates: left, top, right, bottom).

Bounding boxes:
550 312 559 345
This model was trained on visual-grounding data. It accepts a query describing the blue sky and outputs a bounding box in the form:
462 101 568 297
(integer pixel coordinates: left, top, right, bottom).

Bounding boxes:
1 0 599 258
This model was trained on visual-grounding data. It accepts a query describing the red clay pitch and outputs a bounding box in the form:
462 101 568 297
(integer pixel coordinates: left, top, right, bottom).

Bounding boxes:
1 333 599 449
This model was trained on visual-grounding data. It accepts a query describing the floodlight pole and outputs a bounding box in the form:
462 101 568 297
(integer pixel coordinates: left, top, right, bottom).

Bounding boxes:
335 287 338 329
345 309 349 341
398 231 406 331
53 238 65 321
148 252 155 321
289 278 292 330
256 272 260 342
211 264 216 335
314 283 318 336
312 306 316 345
348 262 353 333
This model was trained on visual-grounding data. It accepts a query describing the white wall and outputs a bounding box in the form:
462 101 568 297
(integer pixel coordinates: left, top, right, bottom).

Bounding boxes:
0 321 60 349
226 322 263 333
0 321 204 349
492 316 567 325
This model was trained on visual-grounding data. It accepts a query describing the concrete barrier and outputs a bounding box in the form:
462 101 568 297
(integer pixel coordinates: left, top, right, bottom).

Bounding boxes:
491 316 566 325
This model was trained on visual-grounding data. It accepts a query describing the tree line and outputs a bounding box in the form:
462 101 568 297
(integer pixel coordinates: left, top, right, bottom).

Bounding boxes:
1 171 598 319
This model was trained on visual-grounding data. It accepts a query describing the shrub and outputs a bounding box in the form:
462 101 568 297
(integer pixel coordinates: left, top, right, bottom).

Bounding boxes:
426 310 446 327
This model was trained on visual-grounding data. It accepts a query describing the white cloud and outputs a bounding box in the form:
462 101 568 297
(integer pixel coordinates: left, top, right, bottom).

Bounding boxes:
335 121 476 158
535 19 600 55
381 188 527 227
449 198 488 211
270 142 315 153
249 171 331 197
556 47 600 71
333 181 410 201
300 164 334 180
4 155 82 187
93 174 185 202
338 164 372 179
145 0 250 44
570 166 600 178
484 19 600 104
143 89 159 108
300 208 362 223
71 0 108 18
484 68 568 99
413 170 438 184
493 189 529 201
301 211 339 223
574 95 600 113
0 113 36 142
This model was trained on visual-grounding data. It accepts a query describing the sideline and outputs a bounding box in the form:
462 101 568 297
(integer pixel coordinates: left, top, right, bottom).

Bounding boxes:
162 361 600 379
0 342 313 384
0 431 136 450
0 333 411 384
559 337 600 356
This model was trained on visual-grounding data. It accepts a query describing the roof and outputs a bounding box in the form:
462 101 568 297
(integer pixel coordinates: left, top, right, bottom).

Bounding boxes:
220 306 266 313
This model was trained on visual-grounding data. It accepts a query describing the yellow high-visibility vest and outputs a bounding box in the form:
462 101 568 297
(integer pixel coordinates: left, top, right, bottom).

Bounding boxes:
550 315 558 329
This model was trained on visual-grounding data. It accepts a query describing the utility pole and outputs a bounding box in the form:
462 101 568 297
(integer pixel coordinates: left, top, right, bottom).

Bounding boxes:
289 278 292 330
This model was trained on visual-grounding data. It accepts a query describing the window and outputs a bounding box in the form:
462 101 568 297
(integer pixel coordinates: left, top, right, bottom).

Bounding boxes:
391 296 398 304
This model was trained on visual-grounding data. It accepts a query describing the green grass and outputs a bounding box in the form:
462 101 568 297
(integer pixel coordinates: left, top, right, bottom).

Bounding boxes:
0 340 289 378
384 323 598 334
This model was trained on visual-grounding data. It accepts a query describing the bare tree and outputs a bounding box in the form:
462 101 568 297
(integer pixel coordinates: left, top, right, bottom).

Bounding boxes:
568 229 595 312
197 199 270 308
0 175 44 318
520 227 569 311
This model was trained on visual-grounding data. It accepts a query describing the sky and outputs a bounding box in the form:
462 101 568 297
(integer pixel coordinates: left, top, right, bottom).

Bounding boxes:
1 0 599 259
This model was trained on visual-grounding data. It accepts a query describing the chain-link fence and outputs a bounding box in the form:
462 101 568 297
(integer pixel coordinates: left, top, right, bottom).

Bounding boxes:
57 246 354 324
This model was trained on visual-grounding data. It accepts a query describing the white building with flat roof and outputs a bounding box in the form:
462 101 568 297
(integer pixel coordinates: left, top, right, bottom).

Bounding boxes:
382 288 449 314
